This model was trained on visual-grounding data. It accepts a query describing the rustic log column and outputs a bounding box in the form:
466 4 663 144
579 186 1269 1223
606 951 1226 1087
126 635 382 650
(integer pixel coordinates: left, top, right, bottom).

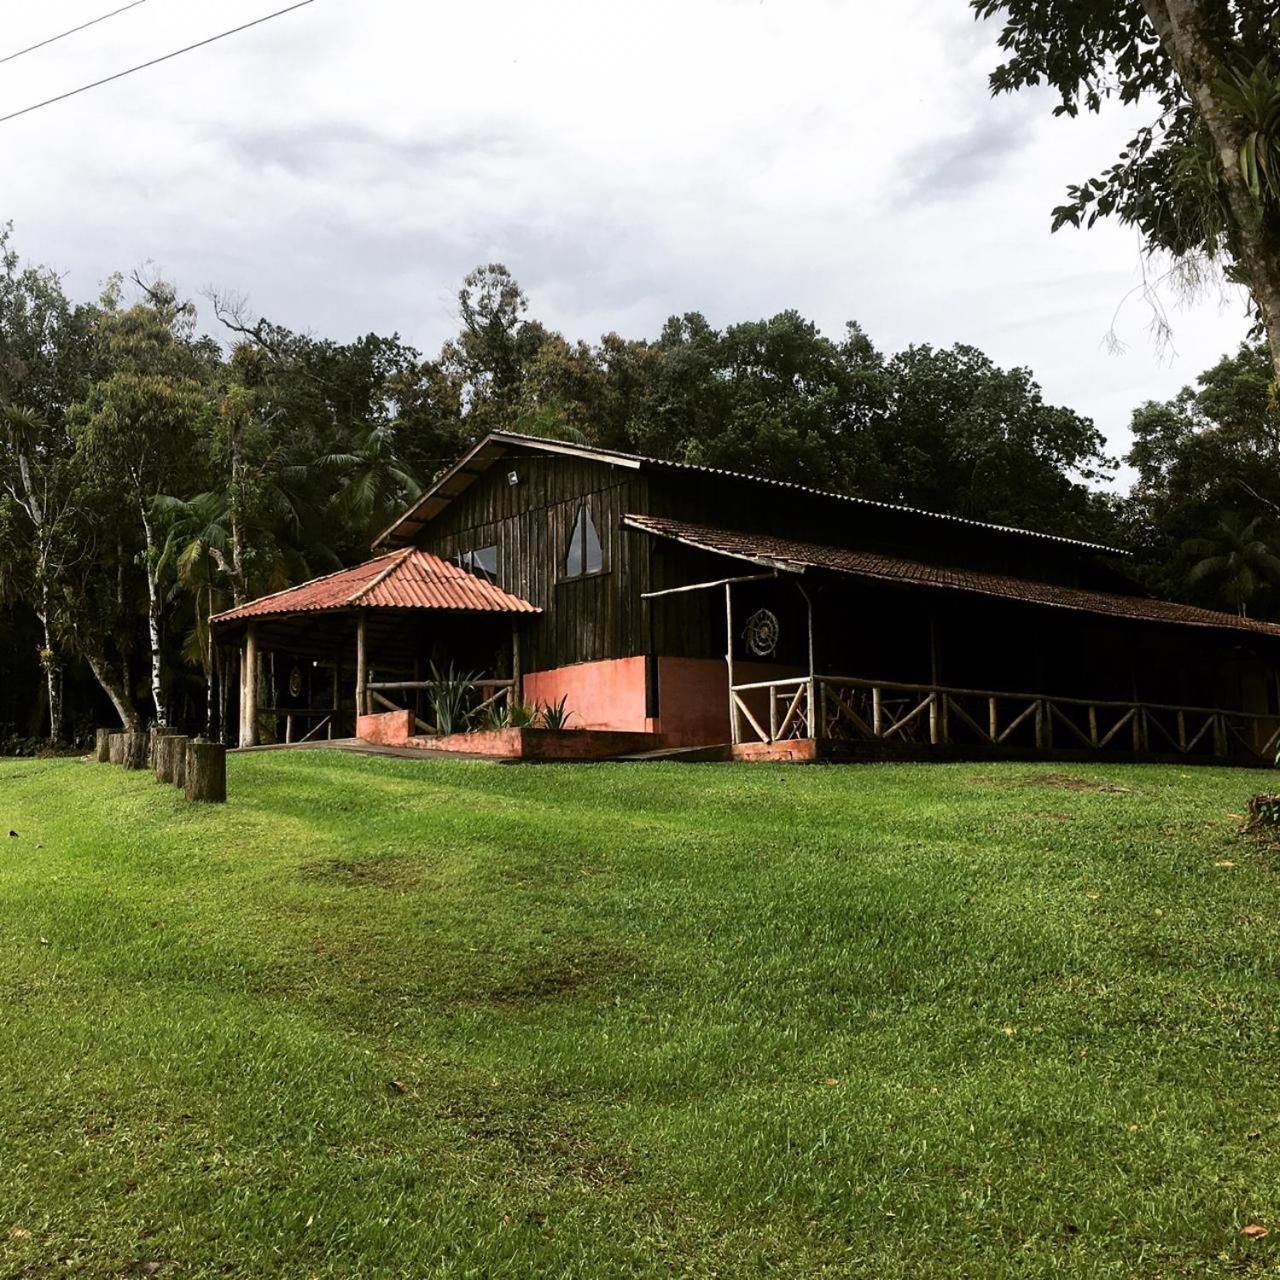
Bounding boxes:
108 732 126 765
171 736 189 789
331 654 342 739
123 732 147 770
94 729 112 763
511 622 522 705
240 622 259 748
725 582 738 745
184 742 226 803
355 613 368 718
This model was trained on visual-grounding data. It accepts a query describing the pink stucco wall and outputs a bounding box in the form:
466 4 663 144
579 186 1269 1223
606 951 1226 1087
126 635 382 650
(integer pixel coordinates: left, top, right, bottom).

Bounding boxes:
520 656 802 747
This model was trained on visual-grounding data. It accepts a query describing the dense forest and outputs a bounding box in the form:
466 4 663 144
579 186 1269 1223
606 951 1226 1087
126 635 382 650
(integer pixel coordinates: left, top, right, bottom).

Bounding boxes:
1 225 1276 749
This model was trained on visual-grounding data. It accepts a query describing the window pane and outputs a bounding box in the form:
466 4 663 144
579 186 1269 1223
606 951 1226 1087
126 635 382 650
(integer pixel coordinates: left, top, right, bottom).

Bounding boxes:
566 506 585 577
474 545 498 580
583 509 603 574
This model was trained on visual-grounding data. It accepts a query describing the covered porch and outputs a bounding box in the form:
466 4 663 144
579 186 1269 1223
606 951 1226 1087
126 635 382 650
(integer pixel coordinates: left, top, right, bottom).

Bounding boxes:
210 548 539 749
630 515 1280 765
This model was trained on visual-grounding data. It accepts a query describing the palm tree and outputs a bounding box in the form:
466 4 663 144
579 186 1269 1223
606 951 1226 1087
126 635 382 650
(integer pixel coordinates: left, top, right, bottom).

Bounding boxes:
154 491 234 738
318 422 421 543
1184 513 1280 617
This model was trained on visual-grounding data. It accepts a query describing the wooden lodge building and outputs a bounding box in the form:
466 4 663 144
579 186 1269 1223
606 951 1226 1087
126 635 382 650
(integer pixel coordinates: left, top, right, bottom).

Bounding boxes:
210 431 1280 764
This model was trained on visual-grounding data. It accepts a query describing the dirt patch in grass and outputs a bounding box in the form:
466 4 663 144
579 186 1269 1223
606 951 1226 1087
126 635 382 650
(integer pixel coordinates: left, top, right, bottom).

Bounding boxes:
482 946 629 1007
438 1091 636 1192
1025 772 1134 795
299 855 423 890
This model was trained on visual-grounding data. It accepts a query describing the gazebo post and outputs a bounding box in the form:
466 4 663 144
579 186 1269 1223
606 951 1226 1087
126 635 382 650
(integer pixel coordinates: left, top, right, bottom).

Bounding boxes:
355 613 368 719
331 652 342 739
511 620 523 708
240 621 259 748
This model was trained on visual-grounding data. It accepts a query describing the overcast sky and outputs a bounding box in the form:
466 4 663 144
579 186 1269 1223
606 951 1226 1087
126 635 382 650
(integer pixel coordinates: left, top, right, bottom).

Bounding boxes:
0 0 1253 488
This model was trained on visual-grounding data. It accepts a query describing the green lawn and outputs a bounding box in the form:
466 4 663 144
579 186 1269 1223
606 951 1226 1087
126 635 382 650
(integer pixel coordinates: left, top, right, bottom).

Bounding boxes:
2 753 1279 1278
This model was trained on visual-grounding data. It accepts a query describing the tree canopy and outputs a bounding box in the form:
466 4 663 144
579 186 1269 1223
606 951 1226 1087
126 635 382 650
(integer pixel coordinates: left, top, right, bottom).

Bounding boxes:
973 1 1280 382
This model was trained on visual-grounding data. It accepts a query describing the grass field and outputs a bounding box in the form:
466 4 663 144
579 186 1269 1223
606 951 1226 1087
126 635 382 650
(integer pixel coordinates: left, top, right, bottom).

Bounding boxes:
2 753 1279 1278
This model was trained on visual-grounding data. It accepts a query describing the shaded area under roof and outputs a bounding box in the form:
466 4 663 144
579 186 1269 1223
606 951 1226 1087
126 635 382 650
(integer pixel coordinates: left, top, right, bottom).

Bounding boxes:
374 430 1127 555
625 514 1280 640
210 548 541 626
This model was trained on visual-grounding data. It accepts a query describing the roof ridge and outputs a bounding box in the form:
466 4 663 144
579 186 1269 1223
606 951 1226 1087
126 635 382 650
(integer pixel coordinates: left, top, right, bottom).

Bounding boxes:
350 546 414 605
378 430 1128 556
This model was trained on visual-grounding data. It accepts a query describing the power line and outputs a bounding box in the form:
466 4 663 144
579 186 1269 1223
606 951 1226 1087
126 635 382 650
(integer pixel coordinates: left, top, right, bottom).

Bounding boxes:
0 0 317 127
0 1 150 68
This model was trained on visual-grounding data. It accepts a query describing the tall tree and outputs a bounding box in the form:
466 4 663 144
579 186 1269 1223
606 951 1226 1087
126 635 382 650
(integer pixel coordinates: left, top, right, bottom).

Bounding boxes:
72 281 215 726
973 2 1280 381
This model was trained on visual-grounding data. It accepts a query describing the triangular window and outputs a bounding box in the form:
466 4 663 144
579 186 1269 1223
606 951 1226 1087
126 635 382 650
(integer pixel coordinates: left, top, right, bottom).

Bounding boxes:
565 504 603 578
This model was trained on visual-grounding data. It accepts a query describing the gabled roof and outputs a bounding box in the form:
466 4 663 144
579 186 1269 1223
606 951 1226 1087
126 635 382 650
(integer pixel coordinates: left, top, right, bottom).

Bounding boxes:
625 514 1280 639
210 548 539 626
373 430 1127 555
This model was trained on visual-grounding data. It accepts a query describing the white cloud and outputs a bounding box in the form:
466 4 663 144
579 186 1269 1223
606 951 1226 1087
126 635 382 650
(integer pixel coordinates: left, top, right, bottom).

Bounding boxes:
0 0 1250 485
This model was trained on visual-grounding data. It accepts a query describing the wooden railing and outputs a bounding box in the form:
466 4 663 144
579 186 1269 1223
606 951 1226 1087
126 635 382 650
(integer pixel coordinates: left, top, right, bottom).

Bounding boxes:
262 706 337 744
730 675 1280 761
366 679 515 733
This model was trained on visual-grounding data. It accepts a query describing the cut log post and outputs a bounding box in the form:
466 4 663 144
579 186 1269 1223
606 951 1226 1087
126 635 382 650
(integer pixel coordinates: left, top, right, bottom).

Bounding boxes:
155 734 190 785
184 742 227 804
151 727 180 778
170 736 189 790
108 732 126 765
122 732 148 771
94 729 113 762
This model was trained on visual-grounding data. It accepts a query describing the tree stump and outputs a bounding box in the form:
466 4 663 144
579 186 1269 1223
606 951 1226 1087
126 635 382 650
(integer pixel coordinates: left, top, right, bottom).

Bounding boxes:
108 733 127 766
153 731 184 783
184 742 226 804
95 729 113 763
164 736 190 789
123 732 148 771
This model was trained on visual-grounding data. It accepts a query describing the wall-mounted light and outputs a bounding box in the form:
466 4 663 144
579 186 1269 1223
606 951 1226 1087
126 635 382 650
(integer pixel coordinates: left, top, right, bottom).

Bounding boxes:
507 470 520 486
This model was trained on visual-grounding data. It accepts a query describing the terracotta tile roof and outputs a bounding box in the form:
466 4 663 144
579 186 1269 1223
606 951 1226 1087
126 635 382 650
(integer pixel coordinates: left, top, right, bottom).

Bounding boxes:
625 514 1280 639
210 548 540 625
375 430 1126 555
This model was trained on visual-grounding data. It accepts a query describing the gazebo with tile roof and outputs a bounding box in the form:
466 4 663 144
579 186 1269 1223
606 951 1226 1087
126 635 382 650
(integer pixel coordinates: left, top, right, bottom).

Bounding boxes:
211 547 539 747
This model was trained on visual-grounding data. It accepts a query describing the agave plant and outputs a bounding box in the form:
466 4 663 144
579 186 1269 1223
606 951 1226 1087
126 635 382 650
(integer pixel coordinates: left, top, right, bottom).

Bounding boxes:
538 696 574 731
425 661 478 736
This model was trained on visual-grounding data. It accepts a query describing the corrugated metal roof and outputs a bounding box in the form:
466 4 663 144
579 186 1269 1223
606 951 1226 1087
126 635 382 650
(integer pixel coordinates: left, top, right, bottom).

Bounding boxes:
375 430 1128 555
210 548 540 625
625 514 1280 639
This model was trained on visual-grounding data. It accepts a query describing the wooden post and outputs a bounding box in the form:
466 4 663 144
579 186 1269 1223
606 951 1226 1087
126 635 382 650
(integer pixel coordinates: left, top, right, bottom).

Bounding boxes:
929 610 947 744
240 622 259 748
725 582 738 745
1132 705 1143 753
355 614 368 720
873 686 884 737
1177 709 1186 752
929 693 940 745
108 732 126 765
511 622 522 706
123 732 147 771
331 654 342 739
156 734 190 785
1088 705 1099 748
1034 700 1046 751
171 737 188 789
184 742 226 803
769 686 780 741
988 696 999 743
94 729 112 763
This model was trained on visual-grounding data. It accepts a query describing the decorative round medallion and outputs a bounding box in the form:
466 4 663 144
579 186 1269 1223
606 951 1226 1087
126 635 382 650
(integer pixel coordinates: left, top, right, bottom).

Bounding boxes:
744 608 780 658
288 665 303 698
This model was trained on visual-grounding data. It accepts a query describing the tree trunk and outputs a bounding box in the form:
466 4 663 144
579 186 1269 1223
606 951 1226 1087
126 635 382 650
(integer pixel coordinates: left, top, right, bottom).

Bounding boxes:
38 590 62 746
1143 0 1280 381
139 501 167 727
82 649 142 732
184 742 226 803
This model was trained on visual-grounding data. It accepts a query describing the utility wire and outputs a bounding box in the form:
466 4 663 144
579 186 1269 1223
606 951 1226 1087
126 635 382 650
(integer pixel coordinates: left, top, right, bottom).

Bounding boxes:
0 0 317 127
0 0 150 67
